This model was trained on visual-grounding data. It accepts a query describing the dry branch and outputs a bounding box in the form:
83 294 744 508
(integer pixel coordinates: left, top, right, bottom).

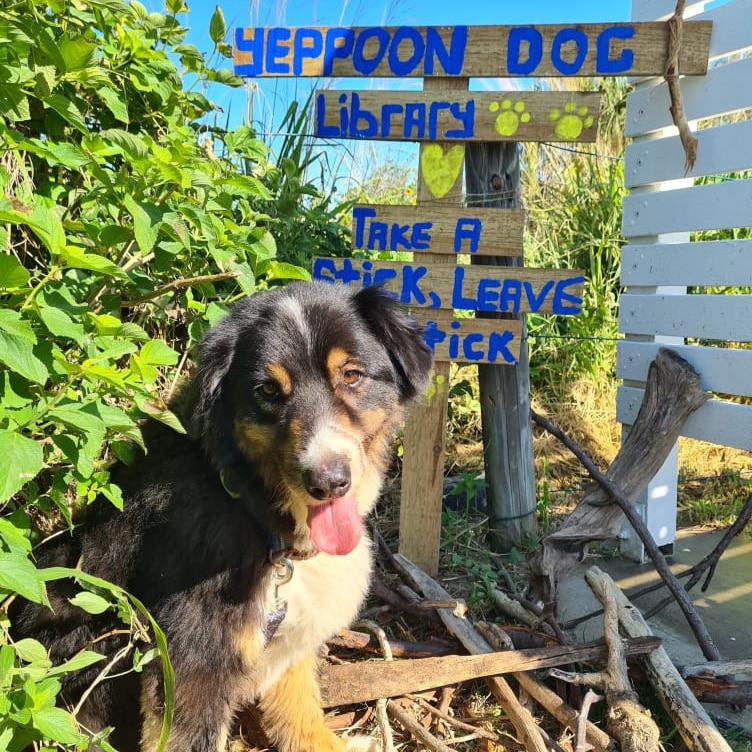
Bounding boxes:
666 0 698 172
386 701 455 752
585 566 733 752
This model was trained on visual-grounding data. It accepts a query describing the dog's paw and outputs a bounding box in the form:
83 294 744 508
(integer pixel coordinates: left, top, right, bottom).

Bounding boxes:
344 734 380 752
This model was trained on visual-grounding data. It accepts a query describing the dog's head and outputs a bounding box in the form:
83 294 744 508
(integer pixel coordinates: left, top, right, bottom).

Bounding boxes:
186 281 433 555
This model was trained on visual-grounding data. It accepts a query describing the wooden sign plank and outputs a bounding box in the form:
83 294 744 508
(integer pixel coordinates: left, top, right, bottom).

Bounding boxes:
316 91 600 143
234 22 711 79
412 310 522 365
351 204 524 257
312 258 585 315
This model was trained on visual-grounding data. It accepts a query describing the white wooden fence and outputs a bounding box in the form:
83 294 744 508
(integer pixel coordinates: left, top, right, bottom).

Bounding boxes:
618 0 752 559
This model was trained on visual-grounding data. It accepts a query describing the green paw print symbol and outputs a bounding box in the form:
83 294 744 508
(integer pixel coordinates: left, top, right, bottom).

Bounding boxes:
549 102 594 141
489 99 530 137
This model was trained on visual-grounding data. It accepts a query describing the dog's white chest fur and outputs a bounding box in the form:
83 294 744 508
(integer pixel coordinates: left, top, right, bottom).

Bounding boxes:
252 535 373 697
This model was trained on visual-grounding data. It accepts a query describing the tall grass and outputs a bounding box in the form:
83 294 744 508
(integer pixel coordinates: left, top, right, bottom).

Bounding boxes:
522 78 629 392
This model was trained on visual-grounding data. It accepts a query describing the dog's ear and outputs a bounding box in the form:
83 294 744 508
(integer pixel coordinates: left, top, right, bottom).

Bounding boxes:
353 285 433 402
187 310 243 469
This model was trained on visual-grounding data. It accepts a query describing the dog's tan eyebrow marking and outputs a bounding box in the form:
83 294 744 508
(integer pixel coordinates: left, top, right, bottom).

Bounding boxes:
326 347 353 383
266 363 293 396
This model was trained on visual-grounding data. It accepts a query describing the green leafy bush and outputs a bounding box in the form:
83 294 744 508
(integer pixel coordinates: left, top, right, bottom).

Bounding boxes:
0 1 349 747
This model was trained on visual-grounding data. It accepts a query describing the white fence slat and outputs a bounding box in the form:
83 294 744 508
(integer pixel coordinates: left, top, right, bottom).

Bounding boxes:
616 341 752 398
701 0 752 59
622 240 752 286
631 0 708 22
619 293 752 341
617 386 752 450
622 179 752 237
625 56 752 137
625 120 752 187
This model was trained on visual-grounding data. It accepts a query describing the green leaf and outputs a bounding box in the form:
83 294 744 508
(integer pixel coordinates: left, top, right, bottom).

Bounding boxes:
42 94 88 134
265 260 311 282
48 649 105 676
0 310 36 342
0 430 44 504
47 406 105 434
101 128 149 160
0 644 14 685
31 140 91 169
0 255 30 290
210 68 243 87
0 196 69 256
0 517 33 554
37 305 86 346
98 87 129 123
0 84 30 122
0 330 49 385
209 5 227 44
139 340 178 366
13 638 51 667
31 706 86 745
58 34 98 73
59 246 126 278
138 400 186 434
124 195 163 255
68 591 112 615
0 550 45 604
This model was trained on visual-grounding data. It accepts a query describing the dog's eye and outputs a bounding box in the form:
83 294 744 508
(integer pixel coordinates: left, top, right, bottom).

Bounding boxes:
257 381 282 400
342 369 363 388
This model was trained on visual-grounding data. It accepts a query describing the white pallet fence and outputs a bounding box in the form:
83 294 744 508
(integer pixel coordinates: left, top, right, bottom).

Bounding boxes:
619 0 752 559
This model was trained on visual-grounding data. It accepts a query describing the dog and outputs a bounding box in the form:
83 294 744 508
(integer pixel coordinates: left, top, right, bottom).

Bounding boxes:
12 281 433 752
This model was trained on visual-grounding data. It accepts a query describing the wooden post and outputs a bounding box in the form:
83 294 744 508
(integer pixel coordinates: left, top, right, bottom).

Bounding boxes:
398 76 468 576
465 143 537 551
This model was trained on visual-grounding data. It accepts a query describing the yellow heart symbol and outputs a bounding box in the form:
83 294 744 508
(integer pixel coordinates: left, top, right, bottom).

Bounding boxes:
420 144 464 199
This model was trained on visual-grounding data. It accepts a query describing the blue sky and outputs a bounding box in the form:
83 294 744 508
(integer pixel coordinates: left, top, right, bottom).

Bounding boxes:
187 0 633 36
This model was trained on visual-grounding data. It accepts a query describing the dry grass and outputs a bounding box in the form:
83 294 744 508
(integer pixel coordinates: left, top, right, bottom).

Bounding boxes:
441 372 751 530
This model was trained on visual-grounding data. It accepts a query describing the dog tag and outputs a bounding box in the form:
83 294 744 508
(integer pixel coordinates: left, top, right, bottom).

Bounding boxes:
264 601 288 645
264 558 294 646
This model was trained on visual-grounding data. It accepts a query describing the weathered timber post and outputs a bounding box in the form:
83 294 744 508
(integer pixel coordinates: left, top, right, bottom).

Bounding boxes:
399 76 469 576
465 143 537 551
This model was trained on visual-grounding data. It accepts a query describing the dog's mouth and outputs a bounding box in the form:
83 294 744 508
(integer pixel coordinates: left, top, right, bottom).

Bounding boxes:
307 496 362 556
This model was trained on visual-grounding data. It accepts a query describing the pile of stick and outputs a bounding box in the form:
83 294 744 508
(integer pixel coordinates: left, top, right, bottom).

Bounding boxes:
316 547 741 752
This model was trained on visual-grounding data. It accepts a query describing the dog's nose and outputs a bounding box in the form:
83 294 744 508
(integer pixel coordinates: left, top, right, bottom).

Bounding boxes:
303 460 352 500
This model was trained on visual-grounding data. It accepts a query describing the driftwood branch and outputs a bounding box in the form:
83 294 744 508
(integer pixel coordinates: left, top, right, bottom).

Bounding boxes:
666 0 698 172
529 348 718 660
585 567 733 752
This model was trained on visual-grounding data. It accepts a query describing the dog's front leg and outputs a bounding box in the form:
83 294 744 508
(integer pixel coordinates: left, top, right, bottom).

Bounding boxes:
258 652 378 752
140 668 234 752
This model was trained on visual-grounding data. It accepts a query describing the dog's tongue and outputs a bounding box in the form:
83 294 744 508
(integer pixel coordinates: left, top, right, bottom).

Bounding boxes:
307 497 362 556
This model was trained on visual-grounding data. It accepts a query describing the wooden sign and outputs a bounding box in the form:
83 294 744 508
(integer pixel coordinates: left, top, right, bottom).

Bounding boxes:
351 205 524 257
234 22 711 79
316 91 600 143
413 312 522 365
312 258 584 314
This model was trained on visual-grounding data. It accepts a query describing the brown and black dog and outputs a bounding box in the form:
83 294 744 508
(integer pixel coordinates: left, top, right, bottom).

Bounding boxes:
12 281 433 751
